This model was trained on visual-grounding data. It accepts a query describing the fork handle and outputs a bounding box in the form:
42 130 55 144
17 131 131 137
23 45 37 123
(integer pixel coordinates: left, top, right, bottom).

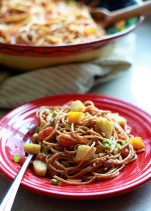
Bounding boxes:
0 154 33 211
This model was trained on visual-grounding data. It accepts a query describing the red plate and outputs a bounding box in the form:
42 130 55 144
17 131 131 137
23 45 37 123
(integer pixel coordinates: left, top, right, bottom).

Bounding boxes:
0 94 151 199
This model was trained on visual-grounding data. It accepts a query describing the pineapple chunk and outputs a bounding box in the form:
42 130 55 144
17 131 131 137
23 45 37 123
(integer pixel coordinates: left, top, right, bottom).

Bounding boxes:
23 143 41 154
33 160 47 177
75 145 96 162
70 100 85 112
129 137 145 150
85 27 96 35
107 113 126 127
96 118 114 138
68 111 85 124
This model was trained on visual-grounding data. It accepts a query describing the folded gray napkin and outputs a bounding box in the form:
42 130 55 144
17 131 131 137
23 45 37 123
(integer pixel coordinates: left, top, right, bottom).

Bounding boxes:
0 34 136 109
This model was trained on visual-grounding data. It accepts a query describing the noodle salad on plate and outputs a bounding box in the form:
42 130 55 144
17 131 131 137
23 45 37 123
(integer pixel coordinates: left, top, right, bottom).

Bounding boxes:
15 100 145 185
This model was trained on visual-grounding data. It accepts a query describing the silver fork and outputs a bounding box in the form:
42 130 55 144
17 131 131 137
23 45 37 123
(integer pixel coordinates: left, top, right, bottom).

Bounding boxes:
0 153 34 211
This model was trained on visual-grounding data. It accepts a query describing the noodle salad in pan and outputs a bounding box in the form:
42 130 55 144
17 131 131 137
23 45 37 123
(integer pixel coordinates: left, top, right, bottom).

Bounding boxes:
0 0 105 45
18 100 145 185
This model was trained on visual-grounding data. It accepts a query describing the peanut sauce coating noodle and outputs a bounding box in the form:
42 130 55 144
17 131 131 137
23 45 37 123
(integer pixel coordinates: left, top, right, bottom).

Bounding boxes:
0 0 105 45
29 100 145 185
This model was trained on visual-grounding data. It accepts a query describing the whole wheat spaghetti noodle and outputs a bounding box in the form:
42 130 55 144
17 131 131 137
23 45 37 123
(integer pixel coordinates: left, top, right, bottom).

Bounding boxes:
0 0 105 45
28 100 145 185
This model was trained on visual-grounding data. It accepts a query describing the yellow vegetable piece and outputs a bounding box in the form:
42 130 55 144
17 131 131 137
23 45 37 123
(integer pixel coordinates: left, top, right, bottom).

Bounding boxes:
129 137 145 150
96 118 114 138
115 20 125 29
68 111 85 123
70 100 85 112
107 113 126 127
33 160 47 177
23 143 41 154
75 145 96 162
85 27 96 35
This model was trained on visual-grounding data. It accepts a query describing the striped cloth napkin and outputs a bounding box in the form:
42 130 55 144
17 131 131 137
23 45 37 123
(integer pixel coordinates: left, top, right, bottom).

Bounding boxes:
0 34 136 109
